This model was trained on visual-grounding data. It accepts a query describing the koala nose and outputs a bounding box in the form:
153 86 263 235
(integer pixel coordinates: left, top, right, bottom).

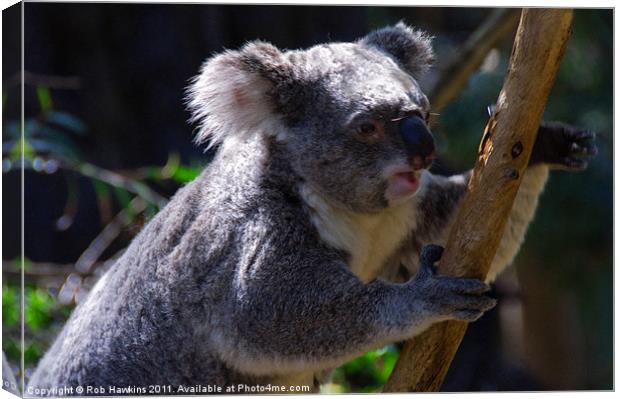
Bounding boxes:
398 115 435 170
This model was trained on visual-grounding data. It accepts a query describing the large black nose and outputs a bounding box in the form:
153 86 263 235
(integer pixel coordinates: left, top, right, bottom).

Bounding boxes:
398 115 435 168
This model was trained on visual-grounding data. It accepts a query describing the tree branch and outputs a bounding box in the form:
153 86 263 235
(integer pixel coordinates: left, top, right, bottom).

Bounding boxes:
74 196 146 274
5 71 82 89
384 8 574 392
430 8 520 113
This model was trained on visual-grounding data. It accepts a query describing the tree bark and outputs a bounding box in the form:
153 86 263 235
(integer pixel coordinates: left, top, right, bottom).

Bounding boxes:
383 8 574 392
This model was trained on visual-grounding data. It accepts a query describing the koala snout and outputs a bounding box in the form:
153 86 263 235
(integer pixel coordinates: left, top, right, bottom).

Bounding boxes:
398 115 435 170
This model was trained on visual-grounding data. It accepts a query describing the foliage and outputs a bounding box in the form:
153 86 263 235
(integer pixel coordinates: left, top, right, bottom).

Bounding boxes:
327 345 399 393
2 83 204 372
2 283 74 365
2 285 20 328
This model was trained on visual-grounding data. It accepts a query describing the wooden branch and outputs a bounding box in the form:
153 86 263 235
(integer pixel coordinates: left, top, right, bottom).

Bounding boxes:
16 157 169 208
75 161 168 208
2 259 112 286
5 71 82 89
74 196 146 273
430 8 520 113
383 9 574 392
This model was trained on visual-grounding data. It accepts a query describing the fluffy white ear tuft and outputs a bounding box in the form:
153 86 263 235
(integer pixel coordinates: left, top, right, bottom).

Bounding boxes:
185 42 285 149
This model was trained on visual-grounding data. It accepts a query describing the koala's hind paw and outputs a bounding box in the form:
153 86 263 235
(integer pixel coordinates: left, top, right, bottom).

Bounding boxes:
410 244 497 324
530 122 598 170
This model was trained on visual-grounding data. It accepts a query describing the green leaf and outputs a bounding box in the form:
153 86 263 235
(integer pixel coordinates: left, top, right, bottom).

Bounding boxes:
113 187 140 221
3 339 20 362
36 86 53 113
9 137 35 160
45 111 87 135
377 346 398 384
92 179 109 200
24 342 43 365
27 138 80 161
144 203 159 221
145 166 162 180
172 165 200 183
2 285 19 327
113 187 132 210
335 346 398 392
32 125 83 160
38 124 80 145
25 288 54 331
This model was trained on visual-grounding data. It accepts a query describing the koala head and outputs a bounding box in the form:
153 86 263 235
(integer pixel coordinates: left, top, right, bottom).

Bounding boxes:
187 23 436 213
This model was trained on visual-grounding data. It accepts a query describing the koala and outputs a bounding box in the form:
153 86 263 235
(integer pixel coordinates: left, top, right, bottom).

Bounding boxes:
28 23 596 394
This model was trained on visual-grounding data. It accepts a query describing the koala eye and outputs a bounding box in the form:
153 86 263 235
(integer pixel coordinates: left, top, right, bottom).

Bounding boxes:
360 123 377 134
354 120 384 143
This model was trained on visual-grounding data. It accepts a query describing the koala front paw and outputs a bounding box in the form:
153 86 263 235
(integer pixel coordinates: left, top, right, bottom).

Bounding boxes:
409 245 497 323
529 122 598 170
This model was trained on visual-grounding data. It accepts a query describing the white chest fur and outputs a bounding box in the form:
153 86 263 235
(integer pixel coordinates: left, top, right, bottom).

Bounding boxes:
300 184 417 283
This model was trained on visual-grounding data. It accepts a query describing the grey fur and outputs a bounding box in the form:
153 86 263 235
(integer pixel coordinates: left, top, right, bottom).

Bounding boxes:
360 22 435 80
27 24 594 395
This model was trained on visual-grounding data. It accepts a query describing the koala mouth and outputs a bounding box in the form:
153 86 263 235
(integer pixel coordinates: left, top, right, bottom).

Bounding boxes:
385 169 421 203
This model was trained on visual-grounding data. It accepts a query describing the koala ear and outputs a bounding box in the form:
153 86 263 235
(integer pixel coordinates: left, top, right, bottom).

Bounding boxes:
359 22 434 80
186 41 290 148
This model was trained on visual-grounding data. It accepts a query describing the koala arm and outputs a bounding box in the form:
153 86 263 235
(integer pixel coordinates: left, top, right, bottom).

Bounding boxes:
399 122 596 282
409 165 548 281
209 229 494 377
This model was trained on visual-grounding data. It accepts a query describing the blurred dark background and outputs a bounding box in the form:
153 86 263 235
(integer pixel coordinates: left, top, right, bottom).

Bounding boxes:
2 3 613 392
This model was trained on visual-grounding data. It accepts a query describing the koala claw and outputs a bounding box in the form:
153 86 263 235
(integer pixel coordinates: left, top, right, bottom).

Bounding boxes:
530 122 598 170
562 156 588 171
566 128 596 141
567 130 598 170
419 244 443 275
573 142 598 157
412 244 496 323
